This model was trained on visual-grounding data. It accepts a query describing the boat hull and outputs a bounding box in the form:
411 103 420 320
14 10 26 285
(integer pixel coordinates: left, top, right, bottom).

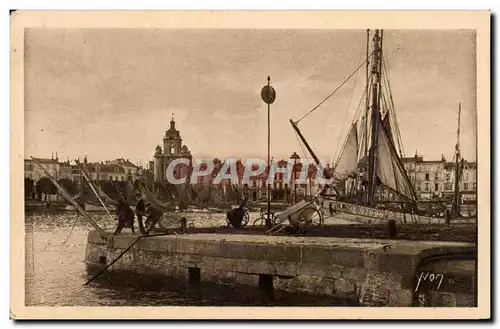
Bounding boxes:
65 203 125 212
321 199 476 225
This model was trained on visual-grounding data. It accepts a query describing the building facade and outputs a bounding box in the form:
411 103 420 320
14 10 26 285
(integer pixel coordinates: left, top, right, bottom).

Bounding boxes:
25 156 60 181
401 153 477 202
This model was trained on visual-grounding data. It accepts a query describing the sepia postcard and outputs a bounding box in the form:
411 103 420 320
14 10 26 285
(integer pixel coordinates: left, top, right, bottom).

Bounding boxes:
10 10 490 320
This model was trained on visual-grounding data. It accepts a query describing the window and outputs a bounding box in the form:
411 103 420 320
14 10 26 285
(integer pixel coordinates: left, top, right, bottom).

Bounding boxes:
434 172 439 180
425 183 429 191
278 182 283 189
284 183 289 190
416 184 421 192
434 183 439 191
464 183 468 190
445 173 450 181
445 182 452 190
252 180 257 188
465 172 469 181
473 183 477 190
170 145 175 154
425 173 429 180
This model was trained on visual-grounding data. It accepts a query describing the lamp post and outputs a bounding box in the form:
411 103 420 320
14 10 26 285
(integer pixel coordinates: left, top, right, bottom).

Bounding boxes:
261 76 276 228
290 152 300 203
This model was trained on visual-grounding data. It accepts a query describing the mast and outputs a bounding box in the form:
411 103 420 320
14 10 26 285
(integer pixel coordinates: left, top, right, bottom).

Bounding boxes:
453 101 462 216
367 29 382 206
364 29 370 159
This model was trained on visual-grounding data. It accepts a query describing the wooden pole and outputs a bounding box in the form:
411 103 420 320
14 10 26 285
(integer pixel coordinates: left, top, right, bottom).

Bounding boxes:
75 159 114 222
267 76 271 228
31 157 107 237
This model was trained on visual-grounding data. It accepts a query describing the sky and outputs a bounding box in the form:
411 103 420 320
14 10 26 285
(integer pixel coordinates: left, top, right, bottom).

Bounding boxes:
24 29 477 167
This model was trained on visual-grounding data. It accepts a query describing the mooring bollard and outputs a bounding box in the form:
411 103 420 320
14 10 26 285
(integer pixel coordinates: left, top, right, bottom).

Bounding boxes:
180 217 187 234
387 219 397 239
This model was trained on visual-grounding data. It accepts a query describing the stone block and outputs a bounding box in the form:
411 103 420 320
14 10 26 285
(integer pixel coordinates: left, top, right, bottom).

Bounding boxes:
184 255 203 268
329 248 365 268
388 288 414 307
266 245 302 262
111 237 136 249
225 242 251 259
431 292 457 307
177 239 197 254
136 238 157 251
342 267 367 283
274 261 298 276
235 272 259 286
301 247 332 264
87 230 107 245
306 263 330 278
217 270 237 284
236 259 273 274
284 277 305 293
454 293 476 307
156 238 179 252
321 277 336 296
215 257 237 272
200 256 218 271
273 277 290 291
329 265 344 278
194 241 221 257
245 244 270 261
364 248 418 274
334 278 357 295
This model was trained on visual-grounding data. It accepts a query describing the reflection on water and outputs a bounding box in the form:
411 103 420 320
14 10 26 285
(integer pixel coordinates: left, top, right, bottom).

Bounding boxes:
25 212 355 307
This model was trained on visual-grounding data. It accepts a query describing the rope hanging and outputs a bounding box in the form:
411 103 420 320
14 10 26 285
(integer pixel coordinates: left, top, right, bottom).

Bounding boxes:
296 52 374 124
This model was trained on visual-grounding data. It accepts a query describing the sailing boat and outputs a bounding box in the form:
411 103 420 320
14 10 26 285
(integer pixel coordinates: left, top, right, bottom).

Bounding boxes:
64 161 118 212
290 29 422 224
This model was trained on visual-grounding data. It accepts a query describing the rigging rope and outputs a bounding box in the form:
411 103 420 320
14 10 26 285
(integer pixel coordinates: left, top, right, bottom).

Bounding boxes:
331 37 367 169
296 52 374 124
382 56 406 158
293 128 310 163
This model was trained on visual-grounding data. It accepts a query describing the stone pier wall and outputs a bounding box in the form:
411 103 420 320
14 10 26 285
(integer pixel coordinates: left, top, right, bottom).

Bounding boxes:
85 232 475 307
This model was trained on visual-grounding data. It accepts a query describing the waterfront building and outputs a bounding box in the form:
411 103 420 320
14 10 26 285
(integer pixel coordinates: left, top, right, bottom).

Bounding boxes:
401 152 477 202
24 154 60 181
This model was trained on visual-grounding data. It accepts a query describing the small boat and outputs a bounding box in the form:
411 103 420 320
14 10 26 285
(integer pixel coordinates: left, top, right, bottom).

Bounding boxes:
64 203 112 212
186 206 210 213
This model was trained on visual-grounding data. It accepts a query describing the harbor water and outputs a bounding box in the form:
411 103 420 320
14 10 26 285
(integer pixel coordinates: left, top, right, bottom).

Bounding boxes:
25 211 356 307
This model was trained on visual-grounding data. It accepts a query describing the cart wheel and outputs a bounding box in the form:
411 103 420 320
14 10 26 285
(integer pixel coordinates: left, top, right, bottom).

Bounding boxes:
252 216 264 227
298 208 323 227
242 210 250 227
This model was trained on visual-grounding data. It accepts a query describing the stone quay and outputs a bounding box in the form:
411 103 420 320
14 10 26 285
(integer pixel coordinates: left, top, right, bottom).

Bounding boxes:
85 231 476 307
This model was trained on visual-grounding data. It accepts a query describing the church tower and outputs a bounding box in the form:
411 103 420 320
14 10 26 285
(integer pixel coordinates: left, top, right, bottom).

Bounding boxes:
153 116 193 183
163 117 182 155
